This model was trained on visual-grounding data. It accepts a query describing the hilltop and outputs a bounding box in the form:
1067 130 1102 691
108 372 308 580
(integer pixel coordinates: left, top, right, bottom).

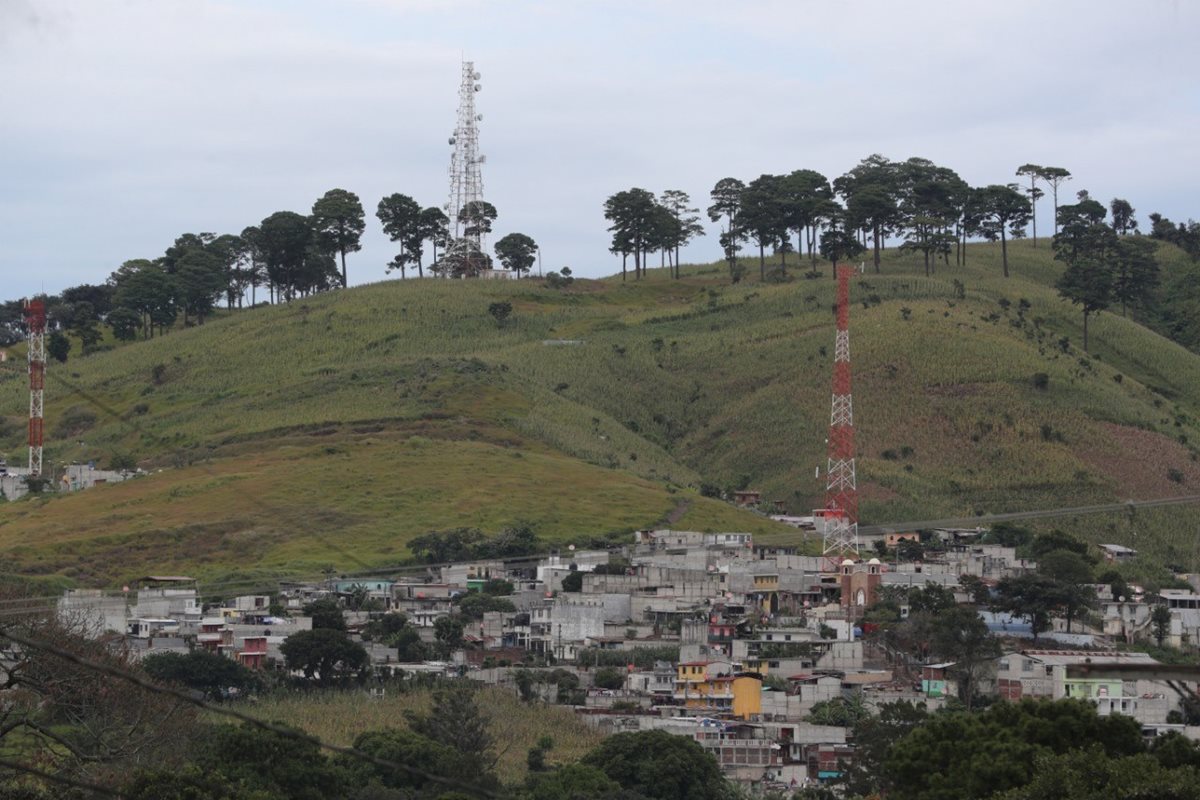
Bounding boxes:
3 238 1200 588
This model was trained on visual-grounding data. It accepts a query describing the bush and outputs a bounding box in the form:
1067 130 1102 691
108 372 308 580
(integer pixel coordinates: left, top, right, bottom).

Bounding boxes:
1031 372 1050 391
592 667 626 690
142 650 260 699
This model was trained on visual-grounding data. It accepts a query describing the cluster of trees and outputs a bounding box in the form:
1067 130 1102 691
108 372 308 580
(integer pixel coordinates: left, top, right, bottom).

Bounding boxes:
3 189 542 358
866 583 999 710
869 697 1200 800
602 188 705 280
1054 192 1160 350
406 522 543 564
603 157 1052 284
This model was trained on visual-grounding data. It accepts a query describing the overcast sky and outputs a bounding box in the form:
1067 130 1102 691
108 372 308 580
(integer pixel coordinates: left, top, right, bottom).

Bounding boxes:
2 0 1198 299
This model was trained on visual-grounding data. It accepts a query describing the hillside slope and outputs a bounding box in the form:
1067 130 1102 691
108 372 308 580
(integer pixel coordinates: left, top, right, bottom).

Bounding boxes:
3 239 1199 586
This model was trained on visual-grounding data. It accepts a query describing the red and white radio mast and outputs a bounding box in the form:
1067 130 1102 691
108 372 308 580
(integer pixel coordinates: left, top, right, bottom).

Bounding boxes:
818 265 860 567
24 299 46 477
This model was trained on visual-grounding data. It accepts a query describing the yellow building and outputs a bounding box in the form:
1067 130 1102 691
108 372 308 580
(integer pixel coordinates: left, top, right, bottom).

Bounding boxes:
730 675 762 720
674 661 762 720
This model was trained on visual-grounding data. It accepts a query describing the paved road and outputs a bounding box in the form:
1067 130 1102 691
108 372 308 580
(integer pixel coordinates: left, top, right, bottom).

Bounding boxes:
858 494 1200 534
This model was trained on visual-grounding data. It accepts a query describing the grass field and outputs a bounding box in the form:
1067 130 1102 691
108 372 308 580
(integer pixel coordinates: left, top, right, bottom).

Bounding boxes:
236 686 605 785
2 238 1199 585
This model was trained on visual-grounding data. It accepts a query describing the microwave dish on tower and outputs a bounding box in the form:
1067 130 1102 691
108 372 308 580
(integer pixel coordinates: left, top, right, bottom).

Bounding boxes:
443 59 491 278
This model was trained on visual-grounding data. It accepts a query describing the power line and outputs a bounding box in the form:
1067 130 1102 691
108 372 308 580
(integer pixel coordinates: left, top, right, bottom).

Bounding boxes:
0 625 500 799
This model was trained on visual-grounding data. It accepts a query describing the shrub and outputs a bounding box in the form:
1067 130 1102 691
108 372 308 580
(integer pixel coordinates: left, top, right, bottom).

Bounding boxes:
1031 372 1050 391
592 667 625 690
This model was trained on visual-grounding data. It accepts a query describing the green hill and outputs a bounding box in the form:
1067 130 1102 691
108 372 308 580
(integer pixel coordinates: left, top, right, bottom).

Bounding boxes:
3 238 1200 587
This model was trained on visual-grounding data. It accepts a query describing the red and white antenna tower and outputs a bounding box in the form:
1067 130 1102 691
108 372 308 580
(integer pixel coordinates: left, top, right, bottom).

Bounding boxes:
818 264 860 568
24 299 46 477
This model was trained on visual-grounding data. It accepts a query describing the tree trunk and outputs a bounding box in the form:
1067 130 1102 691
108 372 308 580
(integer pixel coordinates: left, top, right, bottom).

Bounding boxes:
675 245 681 279
1030 181 1038 248
1000 227 1009 278
622 252 627 282
759 243 765 280
1083 310 1090 352
340 248 348 288
873 224 881 273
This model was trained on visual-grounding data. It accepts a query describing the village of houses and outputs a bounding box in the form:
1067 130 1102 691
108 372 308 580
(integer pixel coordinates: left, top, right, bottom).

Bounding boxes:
49 525 1200 790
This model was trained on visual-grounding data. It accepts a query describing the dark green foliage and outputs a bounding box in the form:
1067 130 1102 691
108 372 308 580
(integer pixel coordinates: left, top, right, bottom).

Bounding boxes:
194 723 346 800
259 210 315 302
885 699 1143 800
818 215 866 267
456 592 515 620
522 764 623 800
806 695 871 727
390 627 429 662
985 523 1034 548
337 727 492 797
433 614 465 650
407 524 543 564
303 597 347 630
906 583 957 615
1152 603 1172 647
582 729 729 800
142 650 259 699
47 330 71 363
592 667 626 690
405 684 494 767
378 193 424 279
361 612 408 642
106 306 142 341
930 606 1000 708
278 628 368 685
604 188 660 281
1001 747 1200 800
481 579 513 596
1028 529 1091 560
311 188 366 288
175 247 227 323
1054 200 1118 351
488 301 513 327
972 184 1032 278
560 569 583 592
494 233 538 277
120 766 246 799
839 701 929 797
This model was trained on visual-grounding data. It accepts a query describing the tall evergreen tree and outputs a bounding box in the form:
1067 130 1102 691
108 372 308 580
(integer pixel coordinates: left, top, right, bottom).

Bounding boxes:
311 189 365 287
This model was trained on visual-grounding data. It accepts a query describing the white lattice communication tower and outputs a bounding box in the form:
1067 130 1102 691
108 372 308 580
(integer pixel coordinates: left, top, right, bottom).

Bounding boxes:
24 299 46 477
446 61 485 253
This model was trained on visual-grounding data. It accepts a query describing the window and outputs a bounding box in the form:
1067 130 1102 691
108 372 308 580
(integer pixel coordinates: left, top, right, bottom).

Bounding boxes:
1022 659 1034 673
998 660 1010 671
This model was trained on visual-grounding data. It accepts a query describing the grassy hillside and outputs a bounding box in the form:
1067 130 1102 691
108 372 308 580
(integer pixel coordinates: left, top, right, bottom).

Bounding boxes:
3 238 1200 586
